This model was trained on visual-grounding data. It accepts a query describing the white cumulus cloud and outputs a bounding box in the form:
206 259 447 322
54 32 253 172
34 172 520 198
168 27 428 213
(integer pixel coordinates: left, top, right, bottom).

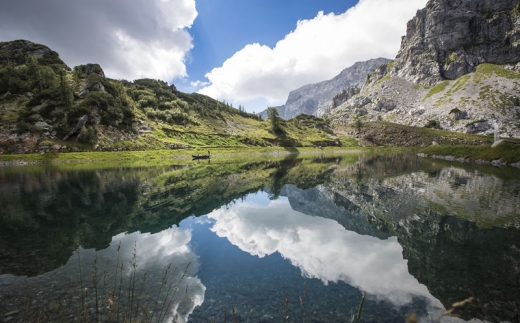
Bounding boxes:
199 0 427 108
0 0 197 81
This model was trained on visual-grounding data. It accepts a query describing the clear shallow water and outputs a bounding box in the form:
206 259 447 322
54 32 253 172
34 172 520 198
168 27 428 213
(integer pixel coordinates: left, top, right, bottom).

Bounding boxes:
0 153 519 322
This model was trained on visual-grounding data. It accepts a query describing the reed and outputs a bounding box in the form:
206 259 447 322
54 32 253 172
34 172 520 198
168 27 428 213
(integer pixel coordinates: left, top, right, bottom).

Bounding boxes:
357 291 366 320
127 242 138 323
31 242 194 323
283 291 290 322
92 253 99 322
299 281 307 323
148 263 173 323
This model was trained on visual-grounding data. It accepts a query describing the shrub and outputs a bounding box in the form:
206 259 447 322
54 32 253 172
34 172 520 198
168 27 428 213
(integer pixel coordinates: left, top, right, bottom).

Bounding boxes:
449 108 461 114
138 95 157 108
78 126 97 144
82 91 113 110
144 107 157 119
424 120 442 129
86 73 104 90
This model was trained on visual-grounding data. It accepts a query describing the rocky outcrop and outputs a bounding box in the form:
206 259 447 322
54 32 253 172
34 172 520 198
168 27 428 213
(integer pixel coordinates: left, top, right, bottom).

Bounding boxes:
328 0 520 138
262 58 390 120
74 63 105 78
62 115 88 141
0 39 65 63
331 62 520 137
389 0 520 86
330 87 360 109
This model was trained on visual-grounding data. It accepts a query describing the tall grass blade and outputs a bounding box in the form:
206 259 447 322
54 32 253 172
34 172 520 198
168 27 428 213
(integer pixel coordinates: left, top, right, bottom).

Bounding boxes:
357 291 366 320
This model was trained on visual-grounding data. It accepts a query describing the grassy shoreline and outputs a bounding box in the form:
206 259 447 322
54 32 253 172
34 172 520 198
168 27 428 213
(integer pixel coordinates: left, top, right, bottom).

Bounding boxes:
418 141 520 166
2 140 520 168
0 146 373 166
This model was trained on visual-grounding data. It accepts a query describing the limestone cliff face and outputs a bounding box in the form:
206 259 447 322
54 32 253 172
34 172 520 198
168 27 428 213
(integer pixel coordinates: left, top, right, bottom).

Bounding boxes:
390 0 520 86
328 0 520 138
261 58 390 120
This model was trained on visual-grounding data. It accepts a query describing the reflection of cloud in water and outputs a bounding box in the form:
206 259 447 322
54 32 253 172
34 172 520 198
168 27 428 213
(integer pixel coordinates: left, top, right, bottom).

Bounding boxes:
207 199 441 309
109 227 205 323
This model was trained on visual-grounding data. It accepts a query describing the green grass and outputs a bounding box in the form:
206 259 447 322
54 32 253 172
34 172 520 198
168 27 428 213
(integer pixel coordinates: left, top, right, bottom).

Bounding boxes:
0 146 364 166
475 63 520 81
448 74 471 94
420 141 520 164
423 81 450 100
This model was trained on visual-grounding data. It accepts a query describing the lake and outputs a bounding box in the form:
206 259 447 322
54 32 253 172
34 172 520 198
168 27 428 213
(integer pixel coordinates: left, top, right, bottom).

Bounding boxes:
0 152 519 323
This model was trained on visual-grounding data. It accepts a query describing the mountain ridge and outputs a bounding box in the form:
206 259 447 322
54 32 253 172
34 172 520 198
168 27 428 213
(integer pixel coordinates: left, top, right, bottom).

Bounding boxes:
260 58 390 120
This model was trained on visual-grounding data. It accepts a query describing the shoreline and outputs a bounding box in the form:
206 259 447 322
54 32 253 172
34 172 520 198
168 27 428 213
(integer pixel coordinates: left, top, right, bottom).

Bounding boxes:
0 147 370 167
417 152 520 168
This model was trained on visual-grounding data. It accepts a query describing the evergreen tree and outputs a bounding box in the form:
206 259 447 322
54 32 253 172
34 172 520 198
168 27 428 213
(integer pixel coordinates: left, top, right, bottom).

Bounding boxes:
26 55 43 92
267 107 281 133
59 70 73 110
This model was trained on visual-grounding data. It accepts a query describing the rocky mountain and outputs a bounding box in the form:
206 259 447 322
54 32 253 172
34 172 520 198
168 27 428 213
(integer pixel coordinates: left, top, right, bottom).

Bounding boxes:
261 58 390 120
390 0 520 86
324 0 520 138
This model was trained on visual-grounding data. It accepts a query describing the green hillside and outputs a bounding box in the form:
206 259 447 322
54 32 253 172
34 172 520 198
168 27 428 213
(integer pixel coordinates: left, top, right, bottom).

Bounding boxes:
0 40 338 154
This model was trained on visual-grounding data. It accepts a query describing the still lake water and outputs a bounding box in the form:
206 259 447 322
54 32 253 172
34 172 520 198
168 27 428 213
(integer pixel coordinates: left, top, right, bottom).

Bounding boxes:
0 152 519 323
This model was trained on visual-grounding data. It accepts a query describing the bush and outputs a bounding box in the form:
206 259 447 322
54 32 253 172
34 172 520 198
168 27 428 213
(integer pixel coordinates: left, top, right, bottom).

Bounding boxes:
158 101 177 110
53 117 70 138
5 76 29 94
15 121 43 134
82 91 113 110
26 88 59 107
138 95 157 108
86 73 104 90
78 126 97 144
144 108 157 119
424 120 442 129
449 108 461 114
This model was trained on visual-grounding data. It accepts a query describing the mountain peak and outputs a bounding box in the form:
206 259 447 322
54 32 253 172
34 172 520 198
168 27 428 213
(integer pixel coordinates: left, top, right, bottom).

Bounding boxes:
262 57 390 120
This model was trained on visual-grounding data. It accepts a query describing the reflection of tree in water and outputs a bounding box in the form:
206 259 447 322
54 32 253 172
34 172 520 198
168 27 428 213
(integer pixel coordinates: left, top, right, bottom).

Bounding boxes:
0 168 144 276
0 226 206 323
269 156 341 200
0 158 337 277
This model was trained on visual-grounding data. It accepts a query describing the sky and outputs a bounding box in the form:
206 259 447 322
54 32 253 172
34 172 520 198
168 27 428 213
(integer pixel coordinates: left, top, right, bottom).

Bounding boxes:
0 0 428 113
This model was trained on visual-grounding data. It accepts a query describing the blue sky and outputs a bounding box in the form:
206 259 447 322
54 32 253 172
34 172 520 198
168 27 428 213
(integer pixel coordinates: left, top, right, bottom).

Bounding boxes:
0 0 427 112
181 0 357 91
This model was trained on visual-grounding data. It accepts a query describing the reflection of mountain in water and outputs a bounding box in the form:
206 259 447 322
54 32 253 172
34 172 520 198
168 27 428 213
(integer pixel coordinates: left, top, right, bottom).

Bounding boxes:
280 184 390 239
394 211 520 322
298 155 520 322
